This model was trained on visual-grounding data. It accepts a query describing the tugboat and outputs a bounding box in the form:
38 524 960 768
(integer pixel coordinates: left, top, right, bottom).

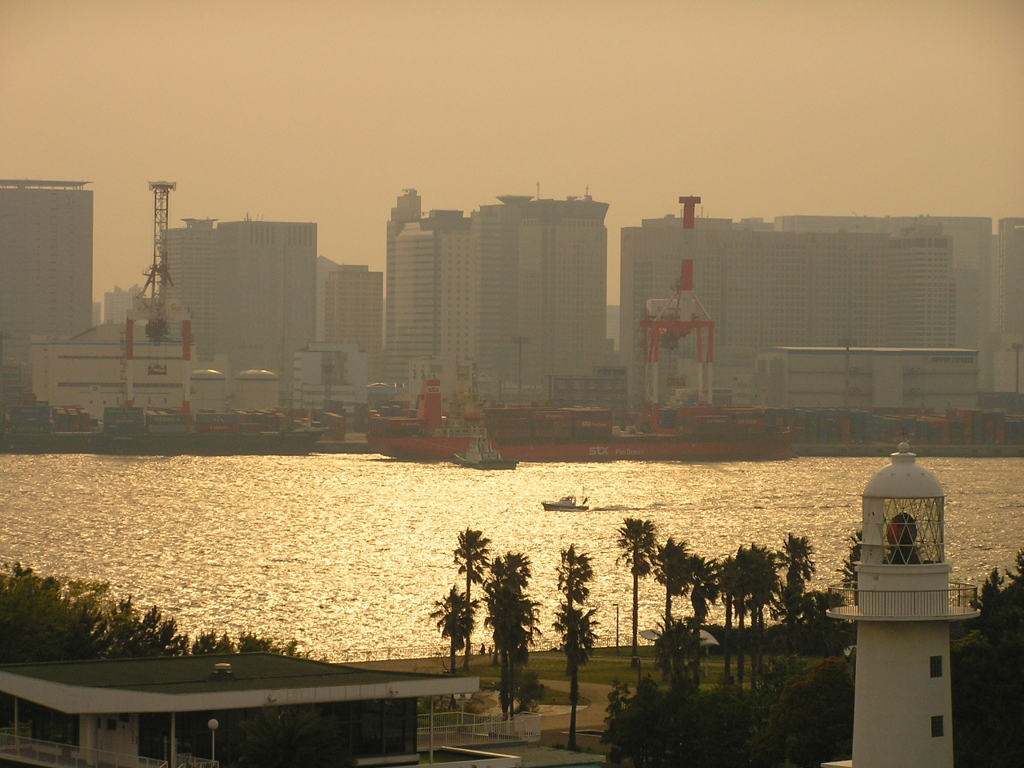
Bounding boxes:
452 435 518 470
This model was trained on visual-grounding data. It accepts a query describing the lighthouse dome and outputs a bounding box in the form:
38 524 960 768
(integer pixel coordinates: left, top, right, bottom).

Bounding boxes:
863 442 943 499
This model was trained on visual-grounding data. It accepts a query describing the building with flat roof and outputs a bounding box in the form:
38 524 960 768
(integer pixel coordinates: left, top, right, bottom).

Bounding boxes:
0 653 483 768
320 261 383 382
0 180 93 363
755 347 978 410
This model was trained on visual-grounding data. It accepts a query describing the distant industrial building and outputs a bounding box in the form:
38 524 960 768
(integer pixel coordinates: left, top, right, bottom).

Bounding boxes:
319 259 383 382
30 322 196 421
548 365 628 424
292 342 368 411
0 180 93 362
755 347 978 410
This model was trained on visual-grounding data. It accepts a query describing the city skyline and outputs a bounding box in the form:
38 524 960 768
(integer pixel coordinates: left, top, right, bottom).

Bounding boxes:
1 1 1021 304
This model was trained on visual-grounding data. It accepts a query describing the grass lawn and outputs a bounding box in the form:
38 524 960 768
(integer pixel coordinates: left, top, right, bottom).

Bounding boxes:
465 646 825 691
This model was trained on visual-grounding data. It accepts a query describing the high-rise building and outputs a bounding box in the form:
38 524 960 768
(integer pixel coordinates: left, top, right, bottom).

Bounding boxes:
385 204 474 382
887 226 956 348
513 196 609 388
620 216 892 406
471 196 529 384
777 215 993 383
997 218 1024 337
102 284 141 325
385 191 609 392
164 219 218 361
214 220 317 403
322 263 384 382
163 217 317 404
0 180 93 362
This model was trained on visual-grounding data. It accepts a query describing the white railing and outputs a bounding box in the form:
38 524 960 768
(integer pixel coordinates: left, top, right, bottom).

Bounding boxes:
174 753 218 768
827 582 978 619
417 712 541 749
0 732 168 768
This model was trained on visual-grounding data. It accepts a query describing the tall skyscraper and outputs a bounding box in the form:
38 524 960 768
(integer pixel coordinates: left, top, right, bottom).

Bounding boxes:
164 218 218 361
512 196 609 387
322 263 384 382
997 218 1024 337
384 191 609 391
0 180 93 361
215 220 317 402
887 226 956 348
163 217 317 402
385 208 474 382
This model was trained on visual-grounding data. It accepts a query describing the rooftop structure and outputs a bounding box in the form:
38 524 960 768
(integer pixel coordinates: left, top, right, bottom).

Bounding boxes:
0 653 483 768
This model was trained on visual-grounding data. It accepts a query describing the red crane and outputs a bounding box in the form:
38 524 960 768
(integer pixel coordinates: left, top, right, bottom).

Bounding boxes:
639 196 715 430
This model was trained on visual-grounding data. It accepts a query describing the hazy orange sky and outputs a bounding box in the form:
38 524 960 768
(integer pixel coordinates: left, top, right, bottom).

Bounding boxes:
2 0 1022 303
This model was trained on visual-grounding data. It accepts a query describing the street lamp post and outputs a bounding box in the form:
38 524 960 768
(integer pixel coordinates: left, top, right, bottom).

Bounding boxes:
208 718 219 763
838 337 857 408
1013 342 1023 415
613 603 620 653
510 336 530 401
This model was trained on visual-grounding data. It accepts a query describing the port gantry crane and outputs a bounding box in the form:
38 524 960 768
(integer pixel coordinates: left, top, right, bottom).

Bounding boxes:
639 195 716 431
121 181 193 411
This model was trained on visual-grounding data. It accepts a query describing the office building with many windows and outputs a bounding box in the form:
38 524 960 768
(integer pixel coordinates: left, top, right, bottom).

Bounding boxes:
0 180 93 362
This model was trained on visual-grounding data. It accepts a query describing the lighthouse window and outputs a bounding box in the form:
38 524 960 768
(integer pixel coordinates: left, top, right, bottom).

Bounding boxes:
931 715 944 737
930 655 943 677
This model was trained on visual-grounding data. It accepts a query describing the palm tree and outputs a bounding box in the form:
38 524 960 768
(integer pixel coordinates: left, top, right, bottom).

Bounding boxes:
616 518 658 661
777 533 815 653
430 585 477 675
779 533 815 592
553 603 598 750
686 553 719 682
454 529 491 670
653 617 694 687
654 537 691 623
729 546 753 686
485 553 540 718
556 545 594 610
719 553 738 684
236 707 352 768
744 543 780 688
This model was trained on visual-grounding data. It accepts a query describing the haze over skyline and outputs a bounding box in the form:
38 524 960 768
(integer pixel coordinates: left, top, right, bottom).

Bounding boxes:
2 0 1021 304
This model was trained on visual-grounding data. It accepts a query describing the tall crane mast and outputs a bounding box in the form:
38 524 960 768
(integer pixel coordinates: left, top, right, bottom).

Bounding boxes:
639 195 715 430
122 181 192 412
139 181 176 342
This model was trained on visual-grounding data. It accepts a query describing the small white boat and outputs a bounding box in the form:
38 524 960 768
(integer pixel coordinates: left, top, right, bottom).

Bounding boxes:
541 494 589 511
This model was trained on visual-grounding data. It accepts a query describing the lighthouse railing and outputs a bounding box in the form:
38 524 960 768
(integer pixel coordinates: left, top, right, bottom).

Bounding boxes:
827 582 978 619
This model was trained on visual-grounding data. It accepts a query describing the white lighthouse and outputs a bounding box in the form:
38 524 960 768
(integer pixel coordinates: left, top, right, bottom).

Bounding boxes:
825 443 978 768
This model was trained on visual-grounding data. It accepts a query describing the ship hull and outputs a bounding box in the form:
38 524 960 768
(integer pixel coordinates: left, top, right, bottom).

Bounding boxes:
368 433 794 462
0 430 326 456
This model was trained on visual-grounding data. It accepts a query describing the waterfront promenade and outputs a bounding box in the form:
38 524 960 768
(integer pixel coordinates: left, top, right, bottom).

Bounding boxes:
350 651 614 752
